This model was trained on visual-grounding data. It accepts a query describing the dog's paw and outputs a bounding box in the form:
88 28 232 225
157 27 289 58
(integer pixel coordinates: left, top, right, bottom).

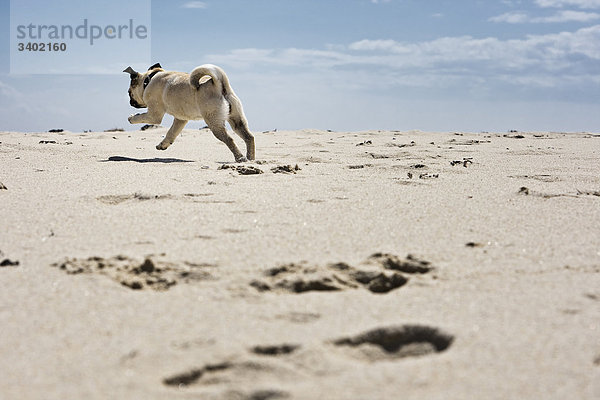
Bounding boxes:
156 141 171 150
235 156 248 163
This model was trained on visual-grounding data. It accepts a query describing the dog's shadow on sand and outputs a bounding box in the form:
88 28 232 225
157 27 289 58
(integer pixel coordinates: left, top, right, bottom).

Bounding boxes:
101 156 194 164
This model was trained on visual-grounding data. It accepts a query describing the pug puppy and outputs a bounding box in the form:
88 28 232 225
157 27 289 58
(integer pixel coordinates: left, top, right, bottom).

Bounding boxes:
124 63 255 162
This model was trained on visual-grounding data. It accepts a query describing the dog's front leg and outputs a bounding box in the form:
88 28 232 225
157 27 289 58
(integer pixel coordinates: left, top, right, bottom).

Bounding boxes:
128 110 164 125
156 118 188 150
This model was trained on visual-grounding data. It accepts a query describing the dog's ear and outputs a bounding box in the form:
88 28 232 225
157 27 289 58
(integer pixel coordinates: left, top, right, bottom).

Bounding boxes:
123 66 139 78
148 63 162 70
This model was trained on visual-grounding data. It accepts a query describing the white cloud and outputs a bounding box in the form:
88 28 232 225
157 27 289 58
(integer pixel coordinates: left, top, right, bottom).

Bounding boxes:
490 12 530 23
535 0 600 8
371 0 391 3
537 9 600 21
490 9 600 22
349 26 600 63
181 1 208 9
205 25 600 92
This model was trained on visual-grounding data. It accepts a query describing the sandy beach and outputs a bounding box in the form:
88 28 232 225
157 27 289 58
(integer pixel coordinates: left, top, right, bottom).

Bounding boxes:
1 127 599 399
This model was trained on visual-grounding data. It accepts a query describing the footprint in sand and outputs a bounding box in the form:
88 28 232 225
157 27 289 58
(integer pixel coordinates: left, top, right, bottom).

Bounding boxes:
163 362 234 386
51 255 213 291
162 324 453 397
161 344 300 399
249 253 433 295
516 186 595 199
332 324 454 362
97 192 223 205
274 312 321 324
509 174 560 182
250 262 407 294
163 360 292 399
97 193 174 205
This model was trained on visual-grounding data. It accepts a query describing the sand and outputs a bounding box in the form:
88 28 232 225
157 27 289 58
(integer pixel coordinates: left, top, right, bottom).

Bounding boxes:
1 127 599 399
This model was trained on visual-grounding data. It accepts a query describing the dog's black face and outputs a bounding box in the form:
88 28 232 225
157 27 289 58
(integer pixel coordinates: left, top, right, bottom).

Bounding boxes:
127 74 147 108
124 64 164 109
128 88 145 108
123 65 148 109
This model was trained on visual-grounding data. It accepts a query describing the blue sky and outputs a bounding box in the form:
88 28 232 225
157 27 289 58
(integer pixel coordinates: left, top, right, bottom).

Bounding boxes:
1 0 599 132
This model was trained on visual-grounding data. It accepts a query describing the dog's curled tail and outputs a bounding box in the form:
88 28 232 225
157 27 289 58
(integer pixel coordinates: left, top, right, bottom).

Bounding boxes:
190 64 231 92
190 64 249 125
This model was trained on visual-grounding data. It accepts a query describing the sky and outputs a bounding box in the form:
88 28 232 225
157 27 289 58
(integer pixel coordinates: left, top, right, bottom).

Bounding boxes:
1 0 599 133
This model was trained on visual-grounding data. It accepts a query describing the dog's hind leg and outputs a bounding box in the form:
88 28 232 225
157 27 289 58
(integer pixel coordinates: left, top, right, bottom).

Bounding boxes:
226 92 255 160
156 118 187 150
206 117 246 162
228 115 255 161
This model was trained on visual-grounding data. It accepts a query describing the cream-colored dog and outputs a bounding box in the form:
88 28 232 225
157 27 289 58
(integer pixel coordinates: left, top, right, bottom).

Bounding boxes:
124 63 255 162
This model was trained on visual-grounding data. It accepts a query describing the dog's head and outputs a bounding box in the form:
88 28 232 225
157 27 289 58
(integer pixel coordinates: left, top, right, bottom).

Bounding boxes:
123 63 163 109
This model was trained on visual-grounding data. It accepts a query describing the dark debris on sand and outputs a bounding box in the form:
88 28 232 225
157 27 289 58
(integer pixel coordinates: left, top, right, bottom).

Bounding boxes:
450 158 473 167
218 164 264 175
367 253 433 274
271 164 301 174
1 258 20 267
0 250 19 267
219 164 302 175
251 344 301 356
